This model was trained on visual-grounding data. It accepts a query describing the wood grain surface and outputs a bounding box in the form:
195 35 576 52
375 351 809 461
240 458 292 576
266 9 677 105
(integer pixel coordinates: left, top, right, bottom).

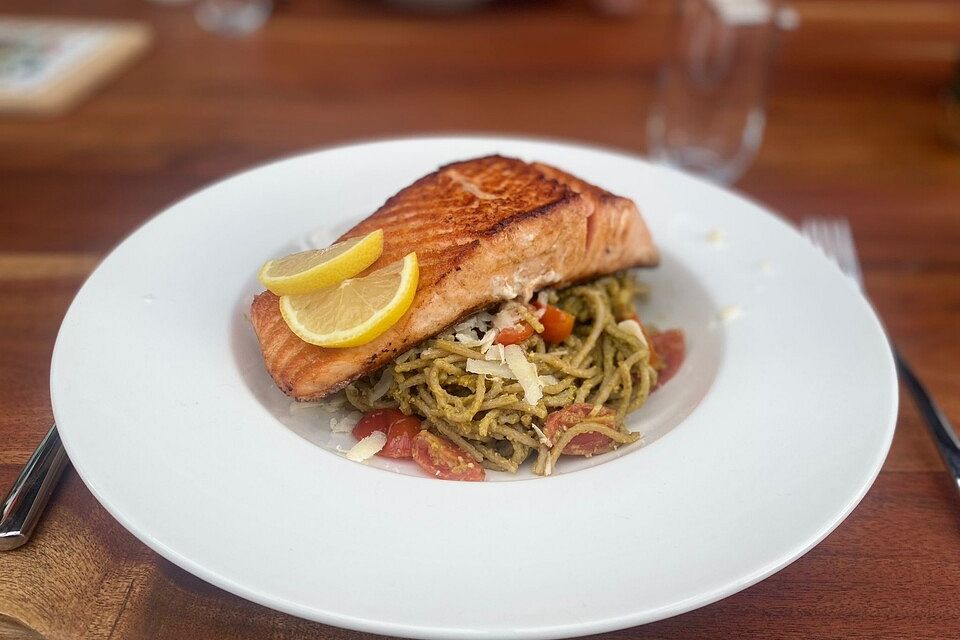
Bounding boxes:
2 1 959 638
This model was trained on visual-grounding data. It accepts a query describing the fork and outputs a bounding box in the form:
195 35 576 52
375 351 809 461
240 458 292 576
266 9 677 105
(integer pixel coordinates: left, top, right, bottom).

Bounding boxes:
801 217 960 500
0 425 68 550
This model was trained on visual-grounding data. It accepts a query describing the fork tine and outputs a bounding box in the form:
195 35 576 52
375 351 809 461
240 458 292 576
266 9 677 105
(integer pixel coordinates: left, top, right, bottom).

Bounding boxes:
800 216 864 289
804 223 958 502
800 218 821 251
813 219 831 258
835 218 864 286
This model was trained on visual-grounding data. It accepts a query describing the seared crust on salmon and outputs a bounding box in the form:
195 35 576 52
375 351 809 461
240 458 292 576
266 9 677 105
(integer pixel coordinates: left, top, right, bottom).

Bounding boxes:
250 155 658 400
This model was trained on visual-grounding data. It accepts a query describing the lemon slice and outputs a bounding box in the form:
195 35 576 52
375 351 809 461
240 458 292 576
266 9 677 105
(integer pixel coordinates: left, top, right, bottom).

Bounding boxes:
280 252 419 348
258 229 383 295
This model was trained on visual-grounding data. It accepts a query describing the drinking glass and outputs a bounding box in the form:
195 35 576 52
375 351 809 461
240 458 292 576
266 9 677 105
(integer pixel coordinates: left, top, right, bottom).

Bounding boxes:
194 0 273 36
647 0 795 184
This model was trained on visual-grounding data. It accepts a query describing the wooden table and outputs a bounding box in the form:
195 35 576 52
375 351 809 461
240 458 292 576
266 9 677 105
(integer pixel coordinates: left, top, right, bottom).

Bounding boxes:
2 1 959 638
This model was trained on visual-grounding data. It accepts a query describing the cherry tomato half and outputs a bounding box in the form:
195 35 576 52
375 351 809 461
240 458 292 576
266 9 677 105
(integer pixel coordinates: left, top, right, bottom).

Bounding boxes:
495 322 535 345
543 403 617 456
411 431 485 481
380 416 422 459
538 304 575 343
352 408 406 441
650 329 685 390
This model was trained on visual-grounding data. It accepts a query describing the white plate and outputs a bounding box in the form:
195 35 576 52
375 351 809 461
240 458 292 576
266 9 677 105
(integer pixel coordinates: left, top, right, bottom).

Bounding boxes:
51 136 897 639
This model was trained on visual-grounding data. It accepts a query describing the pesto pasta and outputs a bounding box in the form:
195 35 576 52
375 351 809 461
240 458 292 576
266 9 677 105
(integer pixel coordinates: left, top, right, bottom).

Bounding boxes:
344 273 658 475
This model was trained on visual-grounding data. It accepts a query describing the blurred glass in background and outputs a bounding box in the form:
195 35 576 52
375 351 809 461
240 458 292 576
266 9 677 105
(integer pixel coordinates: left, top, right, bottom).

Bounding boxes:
146 0 273 36
648 0 796 184
194 0 273 36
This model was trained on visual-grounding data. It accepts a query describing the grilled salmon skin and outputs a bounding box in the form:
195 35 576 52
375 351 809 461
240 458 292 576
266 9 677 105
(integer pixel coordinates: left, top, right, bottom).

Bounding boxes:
250 155 658 400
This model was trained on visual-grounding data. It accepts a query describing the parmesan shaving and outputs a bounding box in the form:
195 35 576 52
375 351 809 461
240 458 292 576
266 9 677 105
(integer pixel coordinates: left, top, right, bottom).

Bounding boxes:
330 410 363 433
345 431 386 461
617 319 648 348
453 318 481 335
368 369 394 402
455 332 482 346
455 328 497 354
466 358 515 379
395 349 415 364
464 311 494 330
493 305 522 331
504 344 543 406
484 343 506 364
476 329 497 354
454 311 497 353
531 423 552 446
539 375 560 386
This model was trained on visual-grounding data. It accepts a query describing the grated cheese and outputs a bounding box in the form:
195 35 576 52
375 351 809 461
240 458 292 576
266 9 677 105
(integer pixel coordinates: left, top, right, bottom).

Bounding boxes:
504 344 543 406
345 431 386 461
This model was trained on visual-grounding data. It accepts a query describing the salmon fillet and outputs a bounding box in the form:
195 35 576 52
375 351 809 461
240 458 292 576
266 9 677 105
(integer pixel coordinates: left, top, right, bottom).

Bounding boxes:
250 155 658 400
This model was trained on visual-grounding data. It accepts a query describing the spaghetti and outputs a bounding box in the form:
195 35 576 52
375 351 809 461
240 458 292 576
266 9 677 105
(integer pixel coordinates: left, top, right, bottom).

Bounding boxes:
344 273 658 475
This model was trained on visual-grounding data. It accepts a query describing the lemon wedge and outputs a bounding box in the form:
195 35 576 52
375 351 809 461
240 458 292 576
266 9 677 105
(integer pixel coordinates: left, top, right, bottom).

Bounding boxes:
280 252 419 348
258 229 383 295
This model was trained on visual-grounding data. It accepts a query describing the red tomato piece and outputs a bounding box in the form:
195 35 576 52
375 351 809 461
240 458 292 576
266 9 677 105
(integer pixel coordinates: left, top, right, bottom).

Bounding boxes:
495 322 535 345
651 329 685 389
411 431 485 481
543 403 617 456
380 416 422 459
539 305 575 343
352 408 405 441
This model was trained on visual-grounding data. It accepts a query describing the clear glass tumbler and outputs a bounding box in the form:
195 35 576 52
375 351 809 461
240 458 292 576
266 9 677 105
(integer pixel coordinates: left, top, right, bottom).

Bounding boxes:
647 0 794 184
195 0 273 36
